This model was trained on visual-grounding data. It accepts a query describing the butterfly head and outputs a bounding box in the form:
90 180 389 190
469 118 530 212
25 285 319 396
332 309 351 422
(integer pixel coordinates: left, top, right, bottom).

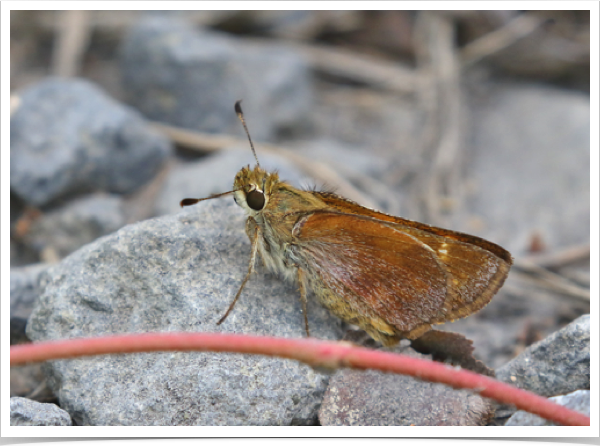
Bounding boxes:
233 165 280 214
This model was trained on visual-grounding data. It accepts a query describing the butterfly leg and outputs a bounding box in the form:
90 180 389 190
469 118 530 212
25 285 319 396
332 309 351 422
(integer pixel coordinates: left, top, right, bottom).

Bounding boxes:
297 268 311 337
217 225 260 325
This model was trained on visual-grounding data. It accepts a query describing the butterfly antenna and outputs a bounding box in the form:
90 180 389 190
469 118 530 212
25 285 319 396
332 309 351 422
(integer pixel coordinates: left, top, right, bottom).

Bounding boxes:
235 100 260 168
180 189 241 207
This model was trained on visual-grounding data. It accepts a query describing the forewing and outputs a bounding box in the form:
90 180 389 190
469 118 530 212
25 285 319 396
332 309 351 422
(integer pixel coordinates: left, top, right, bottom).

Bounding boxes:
314 191 512 263
313 193 512 324
293 212 449 332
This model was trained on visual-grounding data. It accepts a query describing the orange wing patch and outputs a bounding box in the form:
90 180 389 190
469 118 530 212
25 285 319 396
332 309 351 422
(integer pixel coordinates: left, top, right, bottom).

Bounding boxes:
293 212 449 332
293 210 510 334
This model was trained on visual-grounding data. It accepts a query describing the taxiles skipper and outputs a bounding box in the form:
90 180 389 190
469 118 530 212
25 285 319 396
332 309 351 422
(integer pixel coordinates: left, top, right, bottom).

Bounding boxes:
181 101 512 346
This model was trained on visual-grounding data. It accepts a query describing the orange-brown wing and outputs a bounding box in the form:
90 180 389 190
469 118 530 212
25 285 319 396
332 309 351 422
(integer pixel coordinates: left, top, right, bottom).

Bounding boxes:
293 211 510 332
293 212 449 332
314 191 512 264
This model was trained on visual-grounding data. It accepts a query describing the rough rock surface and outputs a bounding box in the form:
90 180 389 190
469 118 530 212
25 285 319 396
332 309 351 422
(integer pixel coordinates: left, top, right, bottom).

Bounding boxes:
495 314 590 398
26 199 344 425
505 390 590 426
11 78 171 206
492 314 590 423
10 397 72 426
319 347 494 426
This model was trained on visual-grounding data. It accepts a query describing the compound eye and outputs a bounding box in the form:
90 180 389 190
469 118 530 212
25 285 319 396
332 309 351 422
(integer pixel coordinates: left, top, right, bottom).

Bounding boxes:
246 190 265 210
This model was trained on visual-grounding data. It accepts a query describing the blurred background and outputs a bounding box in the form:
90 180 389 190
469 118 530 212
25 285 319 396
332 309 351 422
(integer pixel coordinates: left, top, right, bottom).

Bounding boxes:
10 9 590 394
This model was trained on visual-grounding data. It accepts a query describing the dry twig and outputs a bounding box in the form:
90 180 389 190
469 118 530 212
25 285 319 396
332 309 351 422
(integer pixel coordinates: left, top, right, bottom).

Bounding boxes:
461 13 546 67
52 10 92 77
519 243 590 269
510 243 590 302
291 42 417 95
512 261 590 302
411 12 465 225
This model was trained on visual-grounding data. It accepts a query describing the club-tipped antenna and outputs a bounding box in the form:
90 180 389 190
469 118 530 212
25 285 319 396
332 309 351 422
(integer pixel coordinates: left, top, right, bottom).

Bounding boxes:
180 188 241 207
235 100 260 168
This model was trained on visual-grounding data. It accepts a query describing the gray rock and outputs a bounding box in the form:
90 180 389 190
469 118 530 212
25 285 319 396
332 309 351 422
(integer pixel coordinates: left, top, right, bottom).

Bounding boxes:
25 193 127 258
319 348 494 426
11 78 172 206
119 15 314 142
461 83 589 256
10 263 48 345
26 198 344 425
156 149 311 216
505 390 590 426
10 263 49 319
10 397 72 426
496 314 590 398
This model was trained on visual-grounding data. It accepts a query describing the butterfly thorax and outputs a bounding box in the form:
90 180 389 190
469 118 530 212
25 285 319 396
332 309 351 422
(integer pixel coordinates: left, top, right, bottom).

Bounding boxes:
232 165 329 281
